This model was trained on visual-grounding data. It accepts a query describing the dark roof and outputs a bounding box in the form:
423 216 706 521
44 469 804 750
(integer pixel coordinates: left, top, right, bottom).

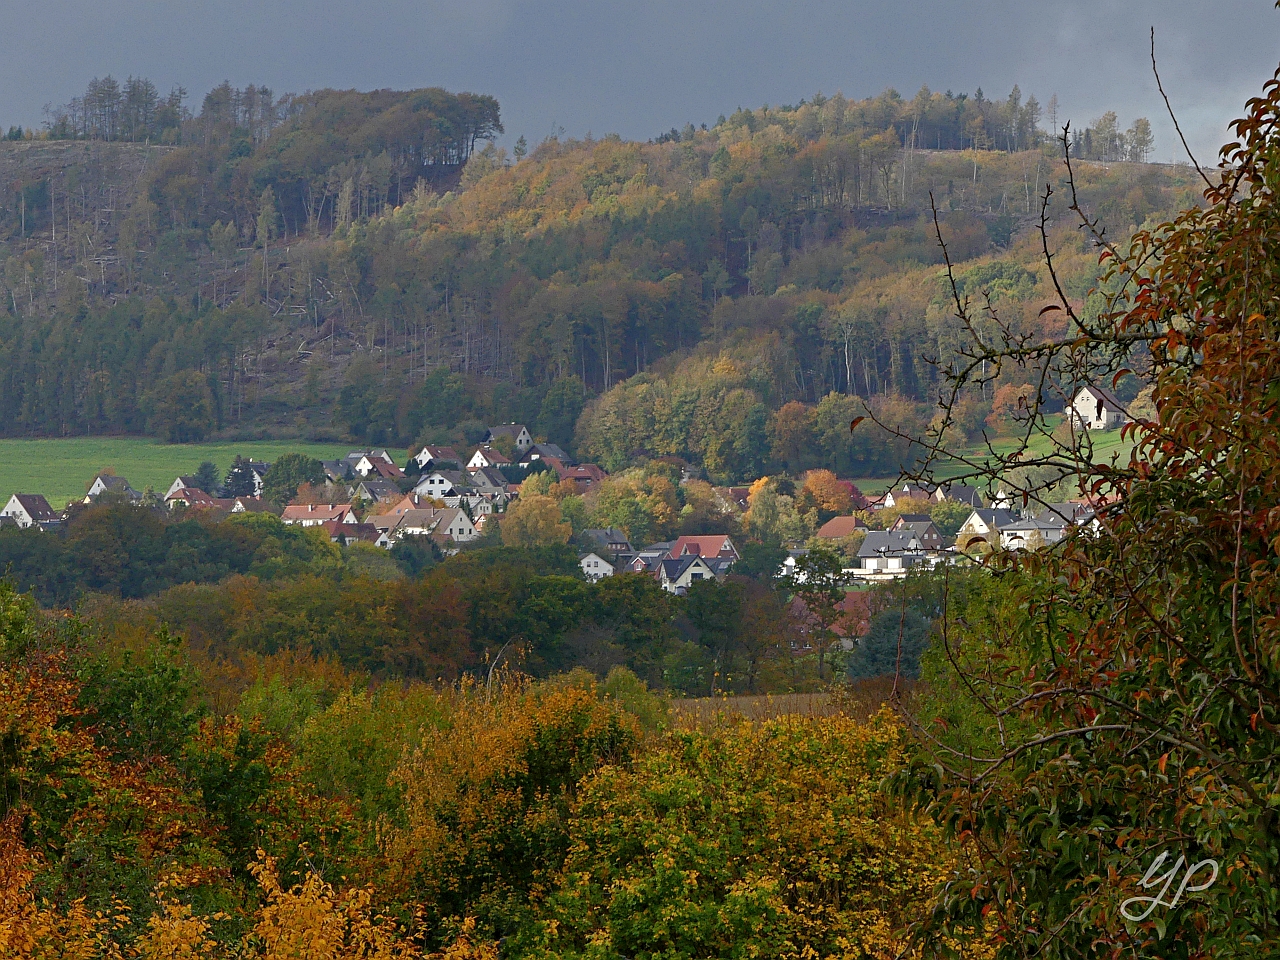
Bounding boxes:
1075 383 1125 409
857 530 925 558
11 494 57 521
521 442 571 463
486 424 529 440
938 483 983 506
967 508 1018 529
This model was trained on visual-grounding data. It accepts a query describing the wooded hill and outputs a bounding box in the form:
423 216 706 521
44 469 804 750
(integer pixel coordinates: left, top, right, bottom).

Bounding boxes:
0 82 1191 480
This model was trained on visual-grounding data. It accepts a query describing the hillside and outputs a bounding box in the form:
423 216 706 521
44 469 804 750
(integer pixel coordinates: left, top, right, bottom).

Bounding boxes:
0 84 1191 481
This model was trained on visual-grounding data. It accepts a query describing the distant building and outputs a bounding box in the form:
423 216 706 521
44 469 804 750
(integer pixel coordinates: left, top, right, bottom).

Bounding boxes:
281 503 357 527
955 508 1019 551
815 515 867 541
84 474 141 504
890 515 945 553
579 552 615 582
857 530 926 575
484 424 533 453
583 527 633 556
667 535 739 561
1069 385 1127 430
2 494 60 529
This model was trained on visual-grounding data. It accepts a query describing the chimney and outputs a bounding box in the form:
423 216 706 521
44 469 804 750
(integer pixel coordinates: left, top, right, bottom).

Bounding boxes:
308 504 314 512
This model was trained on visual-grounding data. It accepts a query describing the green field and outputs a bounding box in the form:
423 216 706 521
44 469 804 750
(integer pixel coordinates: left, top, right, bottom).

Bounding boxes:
0 437 359 508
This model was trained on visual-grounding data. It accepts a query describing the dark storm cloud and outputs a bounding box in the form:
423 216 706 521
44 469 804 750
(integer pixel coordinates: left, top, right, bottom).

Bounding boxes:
3 1 1276 162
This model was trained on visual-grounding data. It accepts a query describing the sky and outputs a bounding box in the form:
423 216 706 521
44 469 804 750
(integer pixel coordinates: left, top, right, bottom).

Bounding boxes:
3 1 1277 163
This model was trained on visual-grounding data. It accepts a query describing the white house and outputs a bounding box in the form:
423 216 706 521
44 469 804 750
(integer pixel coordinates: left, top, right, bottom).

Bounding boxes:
84 475 140 503
579 552 615 582
467 447 511 470
955 508 1019 551
657 555 716 594
484 424 533 453
411 445 463 470
280 503 358 527
857 531 926 575
396 506 477 543
2 494 59 529
413 471 472 500
1068 385 1127 430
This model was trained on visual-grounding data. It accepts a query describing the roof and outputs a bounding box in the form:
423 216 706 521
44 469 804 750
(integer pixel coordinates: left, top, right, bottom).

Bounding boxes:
354 478 402 499
857 530 924 559
660 555 711 580
584 527 633 551
319 520 383 544
669 535 737 559
486 424 530 439
167 488 217 506
397 508 449 531
521 442 570 462
91 474 135 492
895 519 941 541
416 445 462 464
471 446 511 465
281 503 354 522
1036 502 1093 525
554 462 607 484
1075 383 1125 409
937 483 983 506
230 497 273 513
468 467 509 489
9 494 58 521
966 508 1018 529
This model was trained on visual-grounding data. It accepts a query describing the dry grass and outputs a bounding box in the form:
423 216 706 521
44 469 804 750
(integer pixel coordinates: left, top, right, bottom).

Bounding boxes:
670 678 901 730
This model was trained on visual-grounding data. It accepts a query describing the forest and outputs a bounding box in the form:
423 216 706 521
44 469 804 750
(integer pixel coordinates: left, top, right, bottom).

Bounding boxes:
0 78 1183 482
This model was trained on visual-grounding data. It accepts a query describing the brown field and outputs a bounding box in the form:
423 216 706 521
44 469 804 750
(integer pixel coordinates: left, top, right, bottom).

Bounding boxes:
670 678 902 730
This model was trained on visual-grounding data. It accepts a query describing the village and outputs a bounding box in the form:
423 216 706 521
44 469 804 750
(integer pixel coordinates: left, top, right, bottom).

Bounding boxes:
0 386 1124 594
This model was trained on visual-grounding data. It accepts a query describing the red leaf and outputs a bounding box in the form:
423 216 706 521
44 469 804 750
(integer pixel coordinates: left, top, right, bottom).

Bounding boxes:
849 417 865 432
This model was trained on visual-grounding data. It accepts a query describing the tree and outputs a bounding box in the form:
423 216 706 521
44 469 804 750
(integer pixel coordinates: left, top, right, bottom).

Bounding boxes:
1126 116 1154 162
224 455 258 498
257 185 278 291
903 72 1280 958
145 371 215 443
261 453 324 507
194 460 222 496
787 546 851 680
797 469 854 520
501 494 571 547
537 377 585 450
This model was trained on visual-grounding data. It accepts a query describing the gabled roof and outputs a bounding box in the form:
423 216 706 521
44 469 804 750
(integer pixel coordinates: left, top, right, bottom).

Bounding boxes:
964 508 1018 530
857 530 924 559
354 478 403 500
486 424 530 440
230 496 273 514
660 555 712 581
9 494 58 521
584 527 633 552
669 535 738 559
470 446 511 465
281 503 354 523
520 442 570 463
937 483 983 506
816 515 867 539
166 487 217 506
91 474 135 492
467 466 509 490
1074 383 1125 409
554 462 607 485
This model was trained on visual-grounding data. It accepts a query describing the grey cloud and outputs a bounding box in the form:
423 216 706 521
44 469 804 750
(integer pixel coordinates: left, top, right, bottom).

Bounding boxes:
2 0 1276 162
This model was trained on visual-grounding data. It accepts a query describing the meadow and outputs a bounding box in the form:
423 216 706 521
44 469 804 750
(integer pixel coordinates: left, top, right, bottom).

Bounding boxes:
0 437 355 507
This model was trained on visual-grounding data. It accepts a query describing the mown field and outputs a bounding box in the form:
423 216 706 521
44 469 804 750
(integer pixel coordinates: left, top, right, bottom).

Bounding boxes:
0 437 355 507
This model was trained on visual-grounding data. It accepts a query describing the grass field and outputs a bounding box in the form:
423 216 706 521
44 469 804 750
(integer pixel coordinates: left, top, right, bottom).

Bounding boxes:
0 437 357 508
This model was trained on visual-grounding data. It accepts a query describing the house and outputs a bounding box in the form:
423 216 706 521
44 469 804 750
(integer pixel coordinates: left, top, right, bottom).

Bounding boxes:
890 515 945 552
1037 502 1095 526
657 555 716 594
550 461 608 489
934 483 983 507
352 453 405 480
245 462 270 496
165 487 218 510
383 492 439 516
352 478 403 504
857 531 927 575
617 543 672 573
466 467 510 497
584 527 633 556
519 442 570 464
955 508 1019 551
999 517 1067 550
467 447 511 470
411 445 463 470
1069 384 1127 430
320 459 353 483
815 515 867 541
2 494 60 529
84 474 140 503
319 520 383 546
397 506 477 543
579 552 615 582
412 470 472 500
668 535 739 561
165 475 200 499
229 496 273 514
484 424 533 453
280 503 357 527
